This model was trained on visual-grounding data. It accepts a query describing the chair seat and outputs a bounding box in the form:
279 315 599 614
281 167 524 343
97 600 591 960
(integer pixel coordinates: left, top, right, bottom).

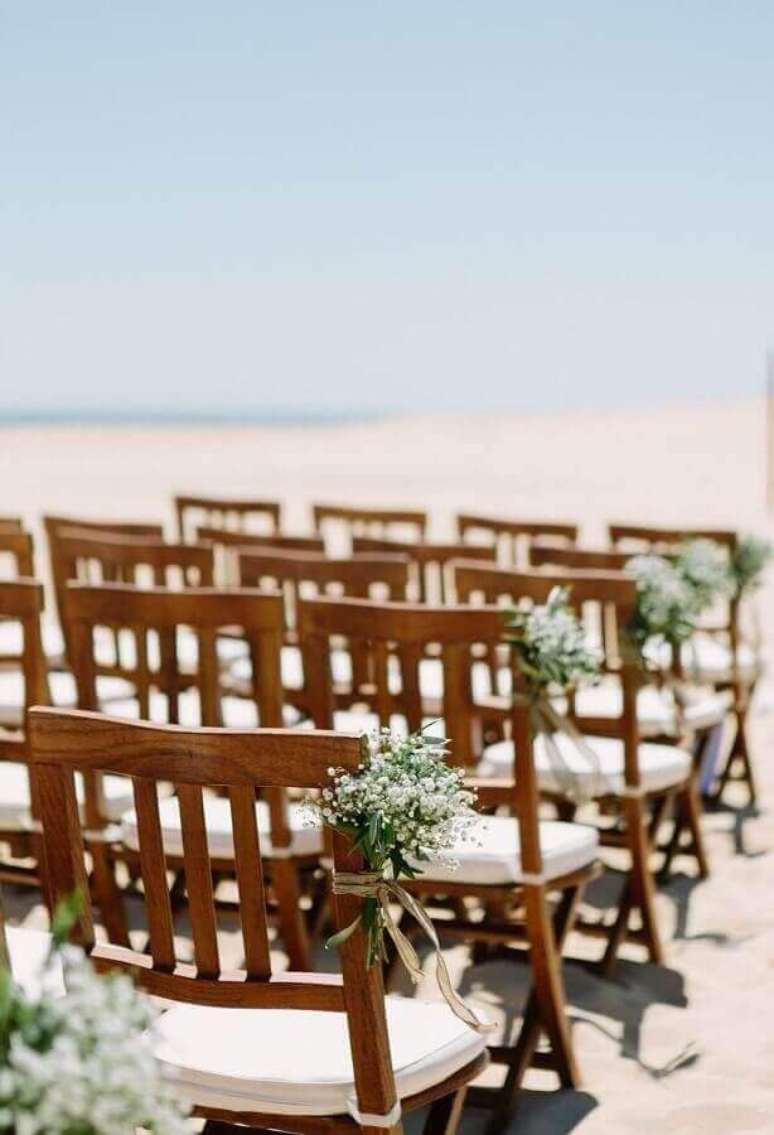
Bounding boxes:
573 683 731 737
478 734 691 797
120 795 322 860
0 760 138 828
416 816 599 886
6 926 64 997
153 995 487 1119
644 635 760 684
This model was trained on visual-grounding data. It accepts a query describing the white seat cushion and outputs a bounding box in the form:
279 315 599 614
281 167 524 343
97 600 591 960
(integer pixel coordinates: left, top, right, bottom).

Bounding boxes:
6 926 65 997
417 816 598 886
574 683 731 737
120 795 322 860
153 995 486 1118
479 734 691 797
644 635 760 684
0 761 137 828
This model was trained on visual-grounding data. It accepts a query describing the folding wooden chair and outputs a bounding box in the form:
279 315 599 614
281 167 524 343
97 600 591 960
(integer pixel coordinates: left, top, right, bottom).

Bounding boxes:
30 706 488 1135
313 504 428 552
456 515 578 567
453 561 708 971
608 523 754 806
63 581 316 969
352 536 496 603
174 494 282 543
298 596 600 1123
43 514 165 666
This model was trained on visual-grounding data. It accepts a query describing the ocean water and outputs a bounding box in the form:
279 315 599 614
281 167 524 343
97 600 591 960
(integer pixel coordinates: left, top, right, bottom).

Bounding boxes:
0 408 388 428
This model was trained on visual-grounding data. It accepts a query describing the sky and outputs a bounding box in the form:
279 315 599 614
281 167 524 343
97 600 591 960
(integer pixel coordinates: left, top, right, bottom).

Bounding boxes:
1 2 773 417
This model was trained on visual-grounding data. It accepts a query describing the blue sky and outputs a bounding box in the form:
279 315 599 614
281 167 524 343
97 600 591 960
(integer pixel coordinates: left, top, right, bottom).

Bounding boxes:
2 2 772 416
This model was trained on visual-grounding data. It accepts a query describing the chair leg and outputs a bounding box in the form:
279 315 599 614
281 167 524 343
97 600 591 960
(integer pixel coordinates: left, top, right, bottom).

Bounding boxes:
486 885 582 1134
271 858 311 971
423 1086 468 1135
680 779 710 880
602 796 663 972
717 701 757 808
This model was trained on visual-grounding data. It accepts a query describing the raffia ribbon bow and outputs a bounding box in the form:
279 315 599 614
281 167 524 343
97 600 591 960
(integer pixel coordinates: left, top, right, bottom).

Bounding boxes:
331 871 494 1034
516 691 606 803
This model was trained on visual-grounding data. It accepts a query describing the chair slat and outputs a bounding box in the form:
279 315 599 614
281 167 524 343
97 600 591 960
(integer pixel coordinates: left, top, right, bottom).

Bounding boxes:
228 786 272 979
132 778 176 971
176 783 220 978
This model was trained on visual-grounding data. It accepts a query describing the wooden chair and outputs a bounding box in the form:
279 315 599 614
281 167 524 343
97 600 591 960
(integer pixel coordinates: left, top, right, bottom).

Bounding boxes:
197 526 325 585
0 517 24 530
44 514 165 666
352 537 496 603
298 596 600 1121
457 515 578 568
607 523 754 805
63 581 321 969
0 580 49 881
175 495 282 543
0 529 36 669
30 706 488 1135
236 549 411 715
452 561 708 971
313 504 428 552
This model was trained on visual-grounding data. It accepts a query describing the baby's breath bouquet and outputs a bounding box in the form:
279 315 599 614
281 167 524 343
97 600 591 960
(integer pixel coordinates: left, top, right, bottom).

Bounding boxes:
676 539 733 611
730 535 773 597
313 728 478 966
505 586 600 691
626 554 700 652
0 920 189 1134
503 587 603 801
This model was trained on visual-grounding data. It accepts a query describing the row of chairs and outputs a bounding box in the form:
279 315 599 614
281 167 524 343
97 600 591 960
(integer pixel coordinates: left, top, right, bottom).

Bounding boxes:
0 501 760 1134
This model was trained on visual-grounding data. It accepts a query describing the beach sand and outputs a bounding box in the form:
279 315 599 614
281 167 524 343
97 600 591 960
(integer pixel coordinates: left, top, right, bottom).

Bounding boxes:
1 395 772 1133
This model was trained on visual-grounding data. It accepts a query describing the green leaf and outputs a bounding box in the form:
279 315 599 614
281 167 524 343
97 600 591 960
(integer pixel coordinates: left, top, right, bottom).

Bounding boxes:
325 915 362 951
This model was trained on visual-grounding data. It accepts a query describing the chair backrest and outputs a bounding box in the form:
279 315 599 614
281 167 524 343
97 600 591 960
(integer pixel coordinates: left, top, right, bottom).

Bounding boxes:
56 529 215 591
28 708 403 1122
0 580 49 758
297 596 551 877
196 525 325 585
64 582 286 828
608 522 737 555
0 529 35 579
298 595 508 765
451 562 642 781
174 495 282 543
238 549 411 635
0 518 24 530
530 543 631 572
44 515 165 657
352 536 497 603
456 514 578 567
312 503 428 551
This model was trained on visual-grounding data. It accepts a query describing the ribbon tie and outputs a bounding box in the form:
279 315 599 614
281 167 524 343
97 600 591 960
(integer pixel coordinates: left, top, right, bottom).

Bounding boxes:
331 870 494 1035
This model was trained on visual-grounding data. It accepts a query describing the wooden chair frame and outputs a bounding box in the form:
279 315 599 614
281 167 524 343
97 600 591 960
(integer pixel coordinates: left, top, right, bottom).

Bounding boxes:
313 505 428 548
607 523 753 806
351 537 496 603
63 582 318 969
0 529 35 579
175 495 282 544
30 707 486 1135
297 595 599 1120
456 515 578 568
43 514 165 665
452 561 708 971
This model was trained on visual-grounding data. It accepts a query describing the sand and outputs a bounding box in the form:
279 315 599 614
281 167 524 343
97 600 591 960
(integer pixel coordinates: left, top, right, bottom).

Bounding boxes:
1 394 772 1134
